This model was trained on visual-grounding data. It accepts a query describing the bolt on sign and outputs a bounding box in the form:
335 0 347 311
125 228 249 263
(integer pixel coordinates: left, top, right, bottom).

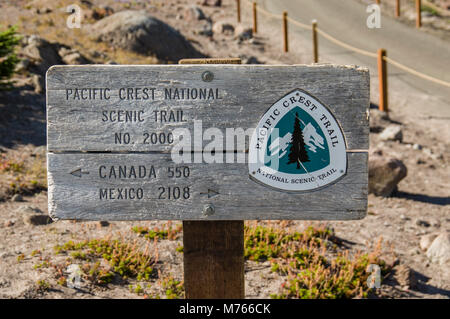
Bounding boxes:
46 64 369 221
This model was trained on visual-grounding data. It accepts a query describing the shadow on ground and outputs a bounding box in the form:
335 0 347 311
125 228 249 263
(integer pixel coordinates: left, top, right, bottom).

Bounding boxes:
395 191 450 206
0 86 46 148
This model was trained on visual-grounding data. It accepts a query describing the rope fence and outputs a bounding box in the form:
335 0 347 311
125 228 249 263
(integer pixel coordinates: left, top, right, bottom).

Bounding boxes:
238 0 450 112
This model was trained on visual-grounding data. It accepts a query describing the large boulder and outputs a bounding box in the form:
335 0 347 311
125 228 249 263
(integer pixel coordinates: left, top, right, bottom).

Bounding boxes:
368 150 407 197
92 10 204 62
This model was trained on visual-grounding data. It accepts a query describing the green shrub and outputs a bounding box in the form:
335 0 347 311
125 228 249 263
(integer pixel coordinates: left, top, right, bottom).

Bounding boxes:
0 26 20 89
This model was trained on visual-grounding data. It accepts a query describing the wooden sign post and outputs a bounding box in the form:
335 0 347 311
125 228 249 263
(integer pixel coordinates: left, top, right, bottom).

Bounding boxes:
46 62 369 298
179 58 244 299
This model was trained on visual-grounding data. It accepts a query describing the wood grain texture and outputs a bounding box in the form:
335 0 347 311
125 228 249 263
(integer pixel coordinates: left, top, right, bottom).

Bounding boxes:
183 220 244 299
47 152 367 220
46 64 369 152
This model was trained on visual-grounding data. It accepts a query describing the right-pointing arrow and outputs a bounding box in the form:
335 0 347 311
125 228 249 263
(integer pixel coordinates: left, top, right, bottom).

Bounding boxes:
200 189 219 198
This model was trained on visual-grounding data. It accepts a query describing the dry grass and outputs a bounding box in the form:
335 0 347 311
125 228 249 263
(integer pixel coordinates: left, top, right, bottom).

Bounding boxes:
0 147 47 199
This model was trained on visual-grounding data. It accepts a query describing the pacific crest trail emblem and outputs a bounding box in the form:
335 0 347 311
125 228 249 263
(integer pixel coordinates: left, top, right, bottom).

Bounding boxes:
249 89 347 192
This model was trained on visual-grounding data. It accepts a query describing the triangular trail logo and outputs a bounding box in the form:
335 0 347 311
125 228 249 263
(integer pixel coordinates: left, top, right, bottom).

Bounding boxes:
249 89 347 192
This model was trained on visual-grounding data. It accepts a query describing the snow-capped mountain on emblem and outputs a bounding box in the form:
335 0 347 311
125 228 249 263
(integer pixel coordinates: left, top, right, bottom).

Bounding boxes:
248 89 347 192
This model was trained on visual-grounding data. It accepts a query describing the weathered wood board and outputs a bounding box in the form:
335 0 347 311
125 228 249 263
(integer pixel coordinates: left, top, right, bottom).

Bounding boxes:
47 65 369 152
46 64 369 220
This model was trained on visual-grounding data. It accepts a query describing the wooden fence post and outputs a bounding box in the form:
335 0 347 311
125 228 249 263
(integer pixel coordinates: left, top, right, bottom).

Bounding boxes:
236 0 241 23
377 49 388 113
416 0 421 28
283 11 288 53
312 20 318 63
253 2 257 34
395 0 400 17
179 57 244 299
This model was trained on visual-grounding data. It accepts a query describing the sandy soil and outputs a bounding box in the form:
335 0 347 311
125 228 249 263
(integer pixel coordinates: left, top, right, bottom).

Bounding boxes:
0 0 448 299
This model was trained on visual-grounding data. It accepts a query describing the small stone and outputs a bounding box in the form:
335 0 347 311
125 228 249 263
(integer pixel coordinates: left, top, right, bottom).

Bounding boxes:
413 143 422 150
184 5 206 21
426 233 450 265
415 219 430 227
379 125 403 142
197 21 213 37
11 194 23 202
400 214 410 221
212 21 235 35
235 24 253 40
420 234 438 251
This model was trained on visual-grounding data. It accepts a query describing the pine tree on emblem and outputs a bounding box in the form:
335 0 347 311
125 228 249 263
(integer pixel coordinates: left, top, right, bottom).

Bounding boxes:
287 113 309 169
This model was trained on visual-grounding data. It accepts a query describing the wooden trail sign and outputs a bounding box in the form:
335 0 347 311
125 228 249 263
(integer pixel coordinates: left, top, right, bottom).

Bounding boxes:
46 64 369 221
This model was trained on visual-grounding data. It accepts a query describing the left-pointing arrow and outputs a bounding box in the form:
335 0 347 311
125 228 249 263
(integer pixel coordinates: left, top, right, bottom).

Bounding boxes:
70 168 89 178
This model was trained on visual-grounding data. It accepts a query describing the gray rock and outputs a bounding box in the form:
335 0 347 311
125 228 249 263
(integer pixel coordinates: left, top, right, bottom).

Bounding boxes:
415 219 431 227
368 151 407 197
92 10 204 62
239 55 263 64
212 21 235 35
197 20 213 37
379 125 403 142
235 24 253 41
420 234 438 251
11 194 23 202
413 143 422 150
185 5 206 21
426 233 450 265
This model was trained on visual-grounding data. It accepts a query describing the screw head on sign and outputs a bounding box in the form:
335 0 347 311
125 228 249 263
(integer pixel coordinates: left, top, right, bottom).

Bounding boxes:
202 204 215 216
202 71 214 82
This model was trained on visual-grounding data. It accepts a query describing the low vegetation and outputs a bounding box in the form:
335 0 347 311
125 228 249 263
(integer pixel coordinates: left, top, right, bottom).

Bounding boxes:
131 222 182 241
0 149 47 199
27 222 390 299
244 223 390 299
